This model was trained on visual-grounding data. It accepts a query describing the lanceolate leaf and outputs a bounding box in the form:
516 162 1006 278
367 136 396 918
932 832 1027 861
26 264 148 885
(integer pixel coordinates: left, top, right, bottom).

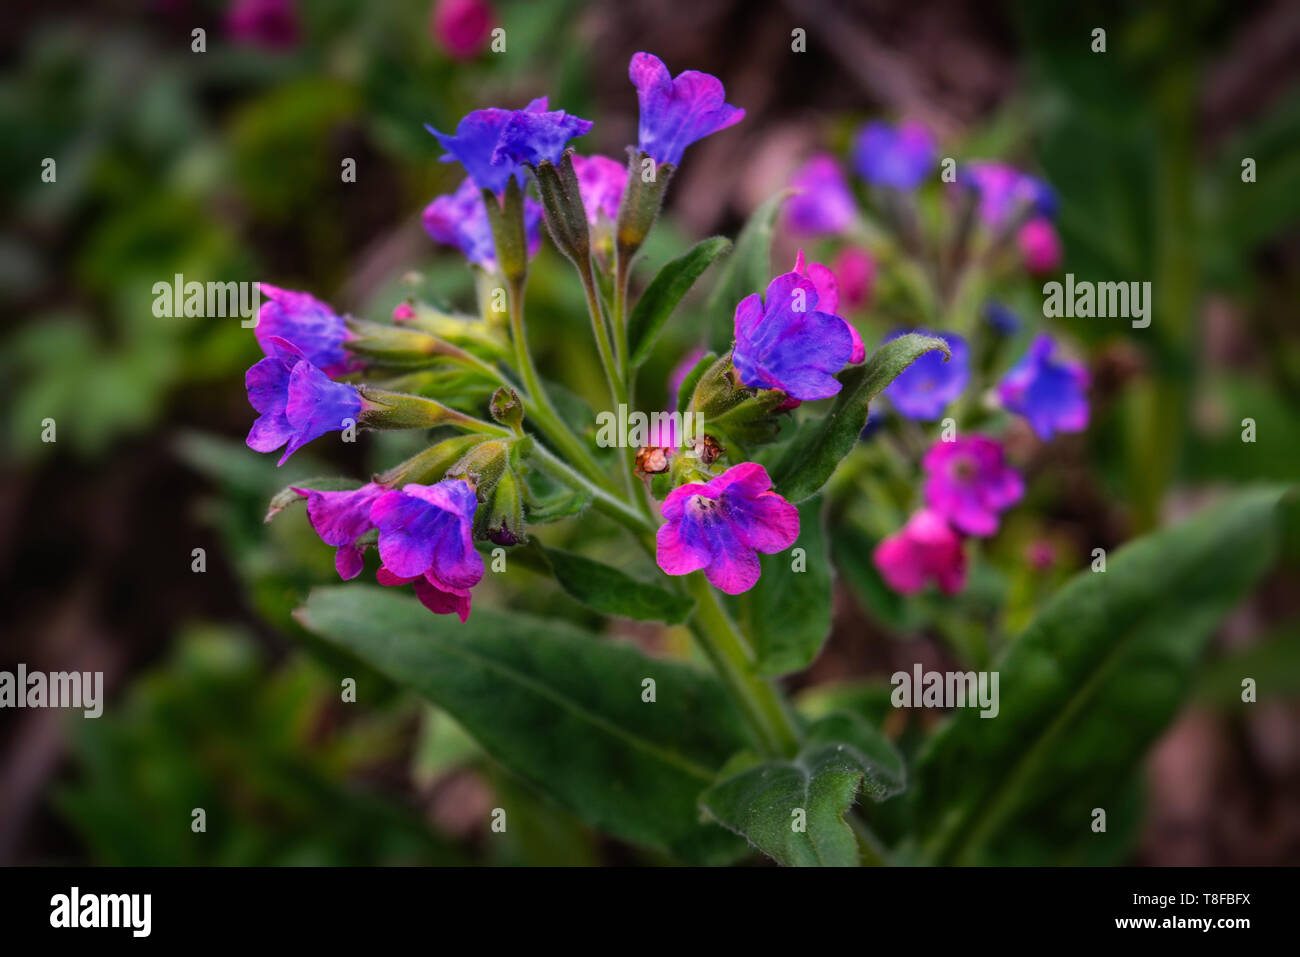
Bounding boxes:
910 486 1291 865
531 544 695 624
628 236 731 368
726 496 832 676
296 585 747 863
701 712 905 867
770 334 950 503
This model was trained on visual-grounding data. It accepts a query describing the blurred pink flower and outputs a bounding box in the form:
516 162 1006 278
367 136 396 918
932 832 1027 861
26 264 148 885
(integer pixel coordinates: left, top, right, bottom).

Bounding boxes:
226 0 299 49
831 246 875 310
1017 217 1063 274
873 509 966 596
431 0 494 60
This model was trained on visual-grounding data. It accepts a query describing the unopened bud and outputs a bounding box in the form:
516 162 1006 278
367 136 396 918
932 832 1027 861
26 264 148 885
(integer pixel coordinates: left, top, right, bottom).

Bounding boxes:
489 386 524 432
533 152 591 268
481 179 530 284
614 148 673 262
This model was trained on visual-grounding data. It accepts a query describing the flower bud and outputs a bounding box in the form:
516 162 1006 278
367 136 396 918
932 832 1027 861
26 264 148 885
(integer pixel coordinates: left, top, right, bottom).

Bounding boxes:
445 438 509 491
358 386 489 431
481 178 530 284
344 317 458 367
480 468 525 545
533 152 591 267
614 148 673 262
375 434 489 487
489 386 524 432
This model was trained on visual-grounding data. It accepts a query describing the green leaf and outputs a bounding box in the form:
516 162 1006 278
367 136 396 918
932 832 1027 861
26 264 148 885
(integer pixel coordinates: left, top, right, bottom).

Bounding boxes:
530 544 695 624
676 351 717 415
627 236 731 368
701 712 905 867
770 334 950 503
523 485 592 524
703 190 789 349
296 585 745 863
911 486 1292 865
726 496 832 676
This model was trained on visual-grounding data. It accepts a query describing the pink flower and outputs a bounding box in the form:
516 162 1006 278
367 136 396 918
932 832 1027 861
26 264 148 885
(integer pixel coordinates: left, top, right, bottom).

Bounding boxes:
922 436 1024 537
1017 217 1062 274
873 509 966 595
226 0 299 49
831 246 875 310
392 303 416 322
431 0 494 60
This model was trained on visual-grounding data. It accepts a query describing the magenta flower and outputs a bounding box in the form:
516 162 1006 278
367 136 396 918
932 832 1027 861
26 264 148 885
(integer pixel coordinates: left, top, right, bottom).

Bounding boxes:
854 121 936 189
793 250 864 363
997 335 1089 440
831 246 875 310
246 337 361 465
431 0 494 61
786 153 856 236
922 436 1024 537
667 345 707 401
958 162 1057 228
392 303 416 322
570 154 627 225
370 480 484 622
226 0 298 49
1017 217 1062 274
295 482 386 579
423 176 542 271
732 272 855 402
881 330 968 420
656 463 799 595
873 509 966 595
629 52 744 167
254 284 354 376
427 97 591 196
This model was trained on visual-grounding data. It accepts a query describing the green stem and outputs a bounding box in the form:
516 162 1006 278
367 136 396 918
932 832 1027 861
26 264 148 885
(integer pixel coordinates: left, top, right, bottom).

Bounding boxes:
529 442 654 541
577 260 642 499
684 574 801 758
613 250 631 388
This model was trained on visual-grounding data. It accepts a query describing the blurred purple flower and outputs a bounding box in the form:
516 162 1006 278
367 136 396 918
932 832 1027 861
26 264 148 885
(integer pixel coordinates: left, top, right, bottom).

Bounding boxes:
370 480 483 622
881 331 968 420
245 337 361 465
656 463 798 595
431 0 494 61
853 121 936 189
295 482 386 580
982 302 1021 336
733 271 855 401
226 0 299 49
959 162 1057 228
786 153 856 236
629 52 744 167
255 284 354 376
423 176 542 271
570 154 627 225
426 97 590 196
998 334 1089 440
922 435 1024 537
667 346 707 402
873 509 966 595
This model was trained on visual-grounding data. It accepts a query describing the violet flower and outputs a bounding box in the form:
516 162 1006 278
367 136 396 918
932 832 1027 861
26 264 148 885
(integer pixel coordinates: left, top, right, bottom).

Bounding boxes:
793 250 865 363
570 154 628 225
959 162 1057 228
922 435 1024 537
295 482 386 579
997 335 1089 440
854 121 936 189
423 176 542 271
732 271 855 402
656 463 799 595
881 331 969 420
246 336 361 465
254 283 354 376
629 52 744 167
786 153 856 236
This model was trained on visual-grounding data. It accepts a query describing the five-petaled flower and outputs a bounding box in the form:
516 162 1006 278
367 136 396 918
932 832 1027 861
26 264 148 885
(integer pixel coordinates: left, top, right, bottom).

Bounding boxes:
998 335 1089 440
426 97 592 196
423 176 542 271
881 330 969 420
732 271 856 402
656 463 799 595
922 435 1024 537
370 480 484 622
854 120 936 189
246 336 362 465
628 52 744 168
873 508 967 595
255 283 355 376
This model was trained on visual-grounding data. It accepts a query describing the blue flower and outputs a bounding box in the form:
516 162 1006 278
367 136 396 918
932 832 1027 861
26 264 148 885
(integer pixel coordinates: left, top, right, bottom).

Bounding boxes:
426 97 591 196
423 177 543 271
997 334 1089 440
958 162 1057 227
853 121 936 189
254 284 355 375
629 52 744 167
982 302 1021 336
881 330 969 420
732 272 855 401
245 336 362 465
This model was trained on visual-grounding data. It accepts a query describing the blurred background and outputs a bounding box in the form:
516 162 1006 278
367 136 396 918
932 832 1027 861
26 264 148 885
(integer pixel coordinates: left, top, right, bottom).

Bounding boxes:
1 0 1297 865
